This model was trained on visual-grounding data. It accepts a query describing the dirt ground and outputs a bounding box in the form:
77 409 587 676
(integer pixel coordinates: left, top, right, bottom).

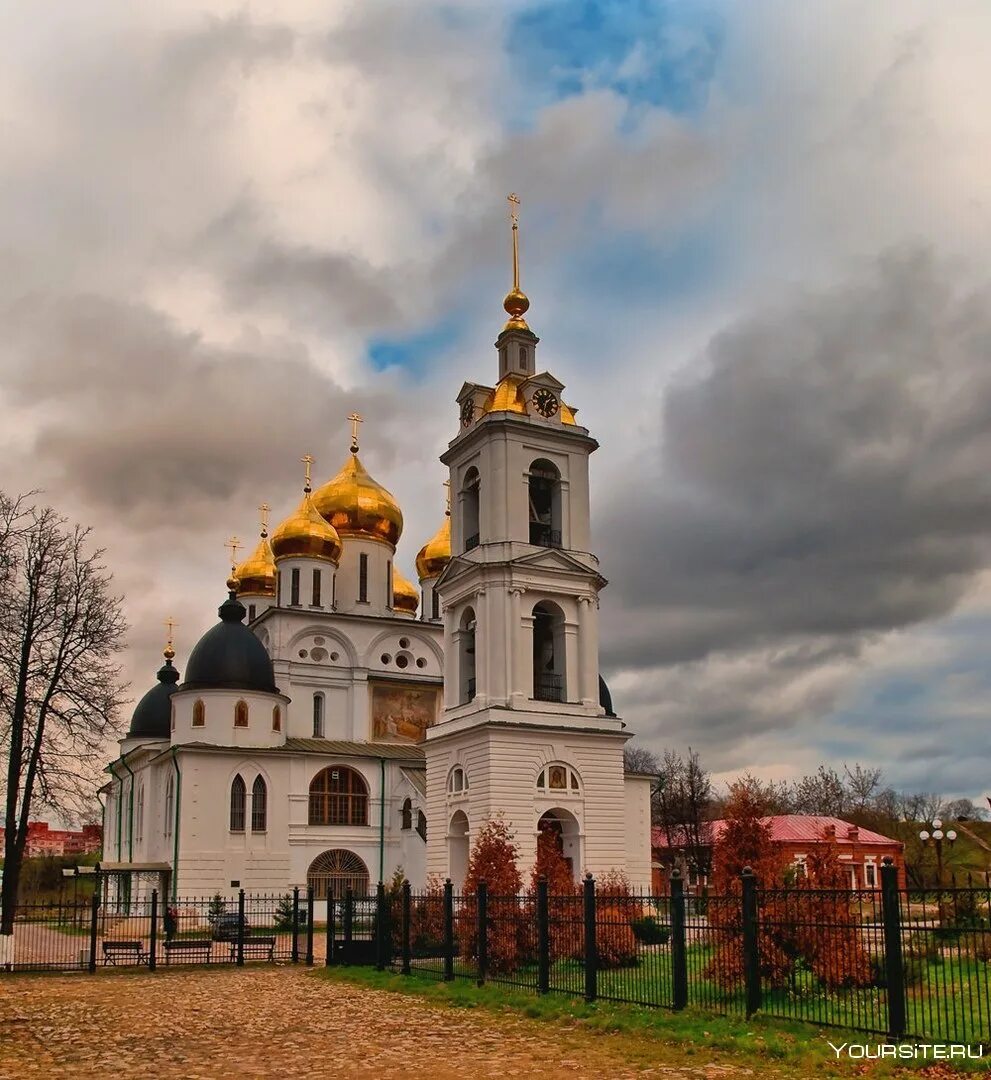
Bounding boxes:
0 966 754 1079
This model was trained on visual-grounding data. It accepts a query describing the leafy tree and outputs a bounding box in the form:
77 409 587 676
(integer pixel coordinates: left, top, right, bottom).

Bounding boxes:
0 493 128 931
273 893 295 931
462 818 523 973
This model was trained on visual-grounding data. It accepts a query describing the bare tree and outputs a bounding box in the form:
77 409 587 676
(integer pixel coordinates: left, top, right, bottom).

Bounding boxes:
654 749 713 878
844 763 883 812
0 493 128 931
623 743 660 777
791 765 848 817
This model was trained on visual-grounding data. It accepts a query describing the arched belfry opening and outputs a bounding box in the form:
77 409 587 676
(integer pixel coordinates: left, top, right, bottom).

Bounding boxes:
459 607 476 703
528 459 561 548
461 467 480 551
532 600 565 702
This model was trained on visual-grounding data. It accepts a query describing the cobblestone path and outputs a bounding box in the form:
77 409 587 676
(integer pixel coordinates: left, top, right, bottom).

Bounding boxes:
0 966 756 1079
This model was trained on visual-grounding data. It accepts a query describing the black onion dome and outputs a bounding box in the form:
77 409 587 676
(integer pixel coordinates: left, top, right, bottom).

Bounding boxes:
598 675 616 718
180 591 278 693
128 657 180 739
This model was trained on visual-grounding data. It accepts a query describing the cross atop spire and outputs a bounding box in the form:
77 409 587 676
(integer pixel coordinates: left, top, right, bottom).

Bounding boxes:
225 535 242 570
443 479 451 516
348 412 363 454
301 454 314 492
258 502 270 538
502 193 530 332
163 616 177 661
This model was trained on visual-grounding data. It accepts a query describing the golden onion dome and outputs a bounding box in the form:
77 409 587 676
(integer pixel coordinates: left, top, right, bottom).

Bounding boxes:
234 533 277 597
270 489 343 564
482 375 527 416
392 566 419 615
312 453 403 547
415 514 451 581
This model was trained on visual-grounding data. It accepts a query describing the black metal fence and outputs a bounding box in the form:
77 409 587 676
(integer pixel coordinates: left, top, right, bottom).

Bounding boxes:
0 887 316 973
4 861 989 1047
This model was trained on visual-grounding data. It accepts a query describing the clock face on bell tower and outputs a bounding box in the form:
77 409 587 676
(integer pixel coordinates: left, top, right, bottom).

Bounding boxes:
532 387 559 418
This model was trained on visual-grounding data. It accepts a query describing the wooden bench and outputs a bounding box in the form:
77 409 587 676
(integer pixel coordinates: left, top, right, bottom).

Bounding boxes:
228 936 277 962
163 938 214 964
102 940 147 966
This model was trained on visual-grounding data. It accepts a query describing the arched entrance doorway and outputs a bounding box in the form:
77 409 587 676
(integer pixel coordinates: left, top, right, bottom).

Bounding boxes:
538 809 581 881
306 849 370 899
448 811 470 887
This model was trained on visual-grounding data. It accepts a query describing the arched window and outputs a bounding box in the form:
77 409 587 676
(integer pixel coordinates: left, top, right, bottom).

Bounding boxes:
230 774 246 832
536 764 581 793
306 850 369 900
528 459 561 548
164 775 174 839
272 705 281 732
308 766 368 826
312 693 324 738
532 601 566 702
431 588 440 621
192 700 205 727
135 784 144 843
234 700 249 728
416 810 427 841
447 766 468 794
462 466 480 550
448 811 469 886
459 607 476 704
248 603 257 622
251 775 267 832
312 568 322 607
400 797 412 830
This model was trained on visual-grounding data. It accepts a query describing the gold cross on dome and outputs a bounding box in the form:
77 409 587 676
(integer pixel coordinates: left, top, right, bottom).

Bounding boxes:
301 454 314 490
225 535 242 569
347 412 363 451
164 616 177 646
258 503 270 536
443 479 451 514
508 192 520 227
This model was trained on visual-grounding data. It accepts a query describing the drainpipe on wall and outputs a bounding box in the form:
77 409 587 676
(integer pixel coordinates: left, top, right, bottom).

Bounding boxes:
379 757 386 885
170 748 182 901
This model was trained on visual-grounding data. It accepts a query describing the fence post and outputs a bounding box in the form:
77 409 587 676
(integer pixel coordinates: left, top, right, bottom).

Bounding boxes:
343 889 354 965
669 869 688 1010
443 878 455 981
325 893 335 967
401 880 412 976
741 867 761 1017
375 881 387 971
149 889 158 973
537 875 550 994
88 890 100 974
291 886 300 964
305 887 315 966
880 856 906 1040
236 889 246 968
583 873 597 1003
477 880 488 987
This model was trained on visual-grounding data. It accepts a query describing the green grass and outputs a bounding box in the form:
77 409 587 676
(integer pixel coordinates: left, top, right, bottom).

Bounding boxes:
314 965 991 1075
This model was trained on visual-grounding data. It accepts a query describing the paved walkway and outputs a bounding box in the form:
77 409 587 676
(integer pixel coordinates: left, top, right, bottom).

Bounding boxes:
0 967 754 1079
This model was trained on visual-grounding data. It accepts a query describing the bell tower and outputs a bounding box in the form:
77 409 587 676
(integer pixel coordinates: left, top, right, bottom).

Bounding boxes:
424 196 650 890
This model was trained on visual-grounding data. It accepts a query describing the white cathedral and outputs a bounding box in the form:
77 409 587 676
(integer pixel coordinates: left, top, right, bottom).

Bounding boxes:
101 211 654 902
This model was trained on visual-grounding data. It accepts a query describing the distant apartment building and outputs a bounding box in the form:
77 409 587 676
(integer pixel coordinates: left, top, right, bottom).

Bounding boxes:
0 822 102 858
652 815 906 892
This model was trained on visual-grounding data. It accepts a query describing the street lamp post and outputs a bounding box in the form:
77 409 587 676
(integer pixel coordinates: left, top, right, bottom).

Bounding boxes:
918 818 957 887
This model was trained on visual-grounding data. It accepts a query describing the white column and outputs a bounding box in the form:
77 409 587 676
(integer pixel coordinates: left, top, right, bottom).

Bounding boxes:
563 621 579 704
442 605 457 711
475 588 488 705
577 595 597 707
559 478 572 549
509 587 526 706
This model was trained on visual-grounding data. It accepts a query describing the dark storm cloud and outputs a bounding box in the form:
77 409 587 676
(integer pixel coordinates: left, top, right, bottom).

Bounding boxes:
0 292 422 532
601 250 991 673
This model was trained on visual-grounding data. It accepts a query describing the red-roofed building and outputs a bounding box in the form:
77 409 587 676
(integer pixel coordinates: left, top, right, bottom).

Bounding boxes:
652 815 906 893
0 822 102 858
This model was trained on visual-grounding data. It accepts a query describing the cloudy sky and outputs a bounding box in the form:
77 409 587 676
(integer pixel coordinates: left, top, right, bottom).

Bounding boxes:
3 1 990 801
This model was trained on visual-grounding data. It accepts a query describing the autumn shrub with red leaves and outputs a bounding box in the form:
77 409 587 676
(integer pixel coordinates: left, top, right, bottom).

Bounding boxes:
591 869 641 969
528 828 582 962
410 874 446 957
462 818 525 973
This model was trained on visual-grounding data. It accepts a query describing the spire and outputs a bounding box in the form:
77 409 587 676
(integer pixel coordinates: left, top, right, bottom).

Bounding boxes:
503 193 530 332
347 412 363 454
224 535 242 593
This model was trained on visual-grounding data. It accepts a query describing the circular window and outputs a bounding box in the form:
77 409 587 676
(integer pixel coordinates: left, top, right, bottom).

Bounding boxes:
416 657 427 669
399 637 410 648
310 647 327 662
395 655 409 669
330 652 339 662
381 653 391 665
313 636 325 646
298 649 308 659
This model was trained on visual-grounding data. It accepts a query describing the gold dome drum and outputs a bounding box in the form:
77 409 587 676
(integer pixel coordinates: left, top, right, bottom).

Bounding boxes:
312 454 403 547
415 515 451 581
235 535 277 596
392 567 419 615
270 491 343 564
